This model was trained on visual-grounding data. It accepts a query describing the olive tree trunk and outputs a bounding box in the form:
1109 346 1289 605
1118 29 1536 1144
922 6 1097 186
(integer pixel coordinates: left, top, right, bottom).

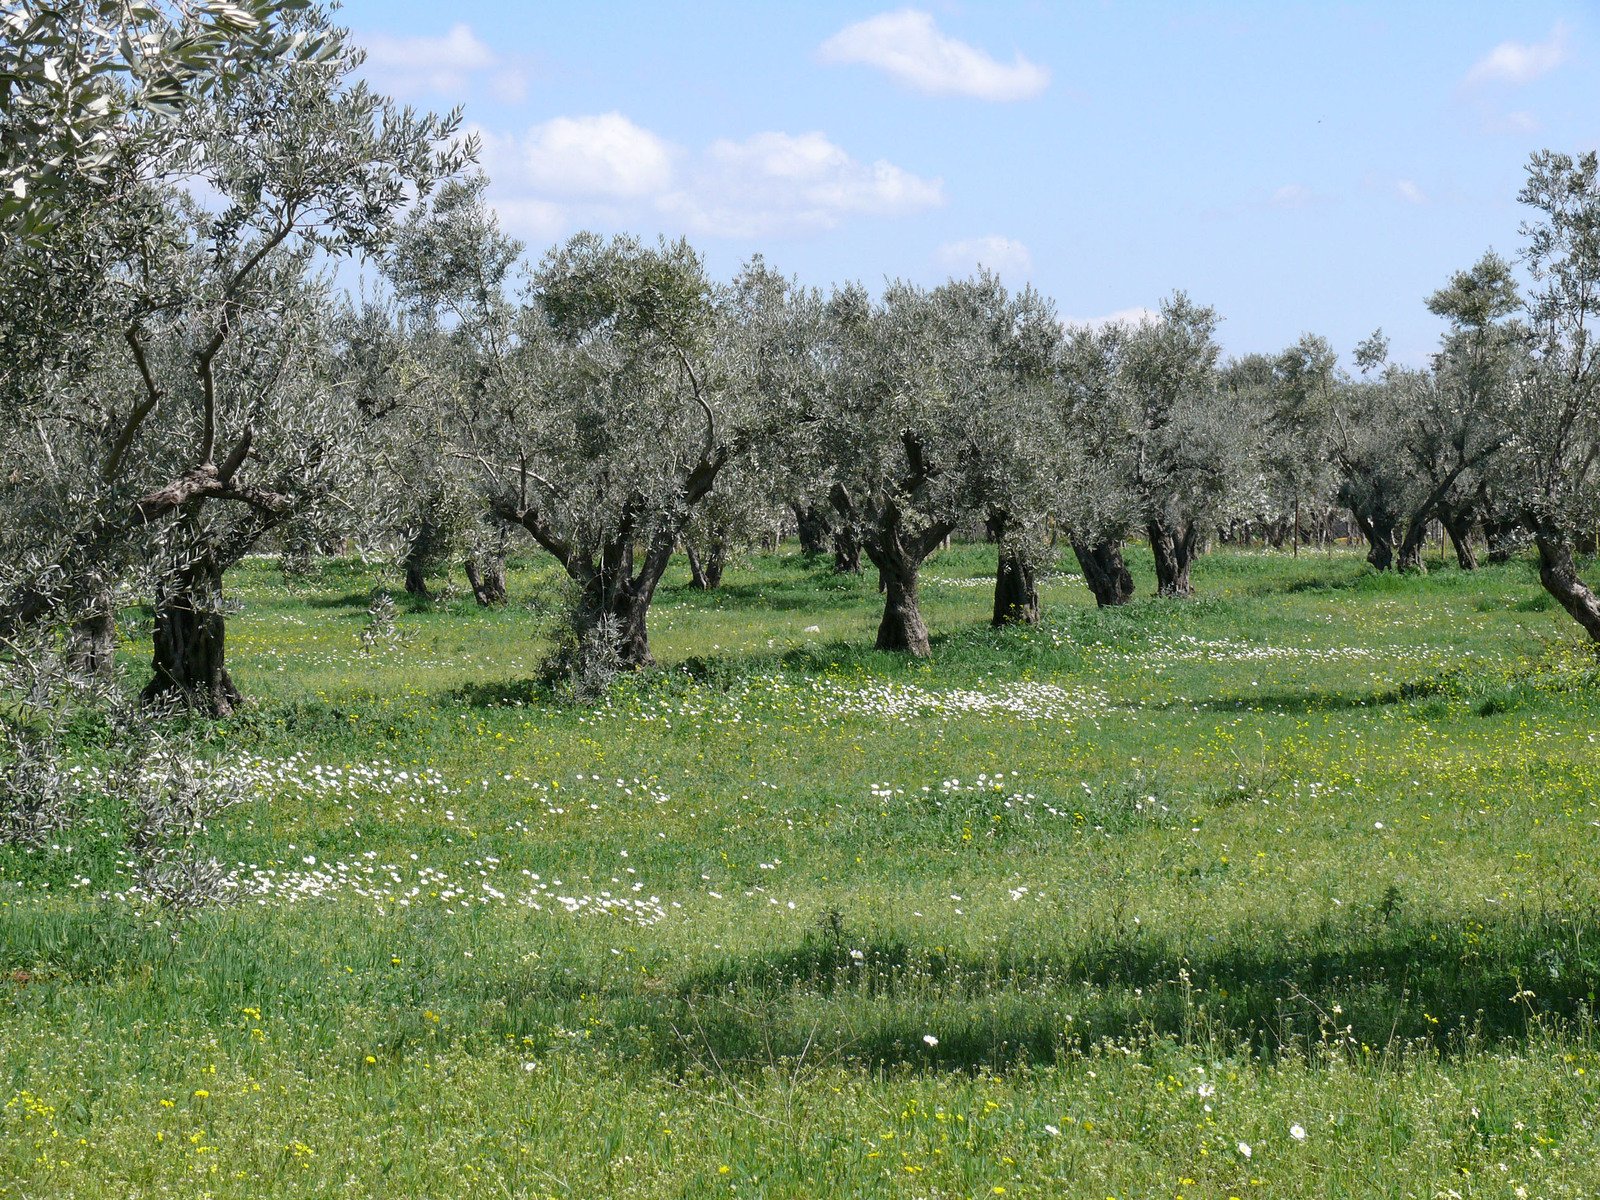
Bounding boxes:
403 520 431 596
67 589 118 681
832 526 862 575
1071 539 1134 607
792 504 830 557
686 540 727 590
464 554 507 606
874 557 932 655
1396 519 1429 573
989 512 1039 626
834 484 953 657
1534 530 1600 643
1350 510 1396 571
1148 520 1198 598
141 549 241 717
993 550 1039 626
1443 508 1478 571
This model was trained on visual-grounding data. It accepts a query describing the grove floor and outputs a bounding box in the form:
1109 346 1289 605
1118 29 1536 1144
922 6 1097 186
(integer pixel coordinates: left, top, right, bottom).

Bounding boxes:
3 544 1599 1198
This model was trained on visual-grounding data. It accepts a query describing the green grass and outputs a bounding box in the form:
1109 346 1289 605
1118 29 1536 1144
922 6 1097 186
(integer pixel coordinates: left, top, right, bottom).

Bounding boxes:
5 543 1600 1198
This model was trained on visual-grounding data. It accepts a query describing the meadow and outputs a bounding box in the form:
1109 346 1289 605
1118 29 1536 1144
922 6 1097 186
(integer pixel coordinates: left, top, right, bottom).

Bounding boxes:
4 543 1600 1199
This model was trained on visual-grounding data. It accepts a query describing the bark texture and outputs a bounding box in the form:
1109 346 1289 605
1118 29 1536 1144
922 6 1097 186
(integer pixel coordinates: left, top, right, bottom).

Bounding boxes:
1443 507 1478 571
687 541 727 590
832 526 862 575
1534 531 1600 643
792 504 830 557
141 550 240 716
1350 509 1396 571
1396 519 1428 573
67 590 117 681
992 549 1039 626
1071 539 1134 608
1148 520 1199 598
831 467 951 658
989 513 1039 626
464 553 508 606
874 564 931 655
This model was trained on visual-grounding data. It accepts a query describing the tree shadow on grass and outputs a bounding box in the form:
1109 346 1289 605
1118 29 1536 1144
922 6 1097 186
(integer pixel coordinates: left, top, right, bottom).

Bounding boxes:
9 898 1596 1081
1177 687 1398 716
300 590 383 611
606 902 1600 1074
444 676 552 709
659 578 873 614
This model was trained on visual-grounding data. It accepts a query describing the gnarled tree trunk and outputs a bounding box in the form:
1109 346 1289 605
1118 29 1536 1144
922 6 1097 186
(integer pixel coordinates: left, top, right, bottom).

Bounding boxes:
832 525 862 575
989 511 1039 626
875 557 932 655
1533 530 1600 642
832 482 951 657
1072 539 1134 607
993 550 1039 626
1148 520 1198 598
1484 515 1522 564
1350 509 1396 571
142 548 241 717
792 504 830 557
1442 507 1478 571
686 540 727 590
1396 518 1429 573
67 589 117 682
403 519 432 596
566 531 675 668
464 553 507 606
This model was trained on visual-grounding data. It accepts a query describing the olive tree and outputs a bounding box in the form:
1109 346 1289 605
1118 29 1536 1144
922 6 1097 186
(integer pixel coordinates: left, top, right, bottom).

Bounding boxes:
821 281 990 654
1500 150 1600 639
454 234 736 668
1230 335 1340 553
1054 323 1140 607
683 261 822 589
385 174 524 602
1123 293 1248 597
1 4 465 711
929 274 1064 626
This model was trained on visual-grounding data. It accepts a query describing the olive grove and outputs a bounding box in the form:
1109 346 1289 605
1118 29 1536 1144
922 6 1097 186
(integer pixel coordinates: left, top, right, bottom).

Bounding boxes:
6 0 1600 714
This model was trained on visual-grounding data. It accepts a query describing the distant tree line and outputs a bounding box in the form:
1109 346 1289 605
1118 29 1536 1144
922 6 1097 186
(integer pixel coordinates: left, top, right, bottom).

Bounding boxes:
6 1 1600 718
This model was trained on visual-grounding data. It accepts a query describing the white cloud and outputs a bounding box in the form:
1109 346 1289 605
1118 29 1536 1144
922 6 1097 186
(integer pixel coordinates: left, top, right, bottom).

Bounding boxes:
936 235 1033 277
1396 179 1428 205
489 71 529 106
1484 109 1541 135
362 23 523 100
475 118 941 242
1268 183 1314 208
487 113 676 200
819 9 1049 101
489 197 566 243
1062 307 1158 332
1464 24 1570 87
661 131 943 238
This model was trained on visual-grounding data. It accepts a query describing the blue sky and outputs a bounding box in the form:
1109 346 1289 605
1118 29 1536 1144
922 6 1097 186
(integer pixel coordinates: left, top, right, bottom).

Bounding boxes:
338 1 1598 364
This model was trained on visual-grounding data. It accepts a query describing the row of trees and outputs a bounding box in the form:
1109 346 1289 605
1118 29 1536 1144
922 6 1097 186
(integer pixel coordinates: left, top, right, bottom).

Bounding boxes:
5 2 1600 721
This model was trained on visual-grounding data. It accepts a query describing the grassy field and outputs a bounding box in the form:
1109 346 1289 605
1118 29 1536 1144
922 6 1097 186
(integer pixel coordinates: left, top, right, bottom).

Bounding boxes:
4 543 1600 1199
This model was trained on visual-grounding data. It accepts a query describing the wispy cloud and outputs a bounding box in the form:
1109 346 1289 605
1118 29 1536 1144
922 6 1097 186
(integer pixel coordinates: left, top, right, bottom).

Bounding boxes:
819 9 1049 101
935 235 1033 278
1464 23 1570 87
361 23 527 103
1268 183 1315 209
662 131 943 238
1062 307 1158 332
1395 179 1428 205
476 117 943 242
